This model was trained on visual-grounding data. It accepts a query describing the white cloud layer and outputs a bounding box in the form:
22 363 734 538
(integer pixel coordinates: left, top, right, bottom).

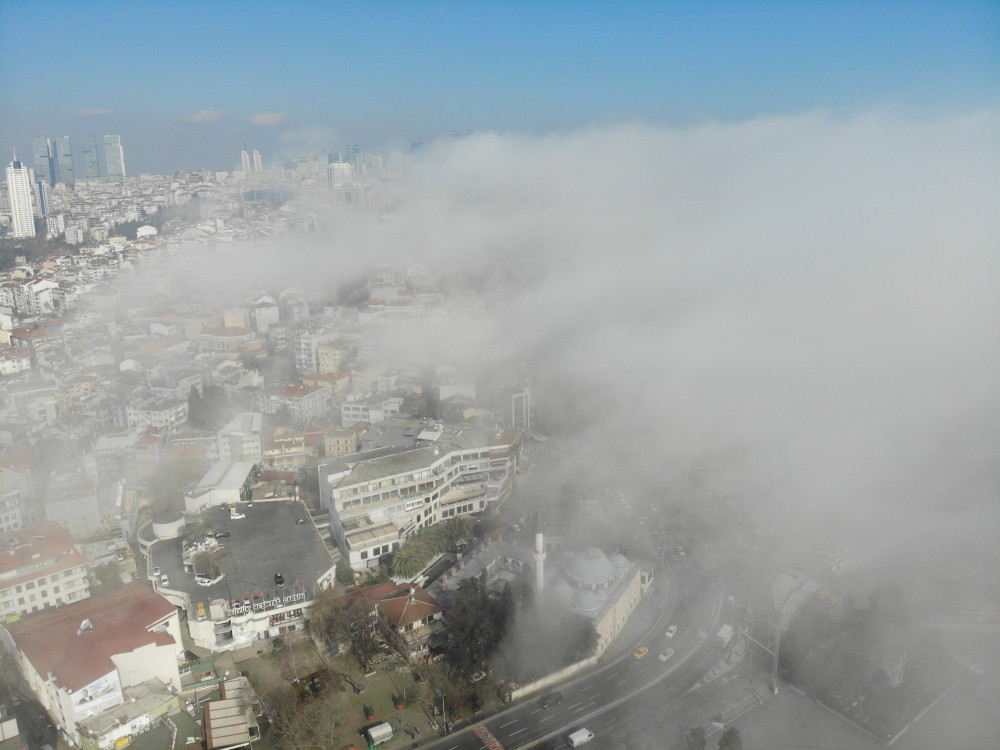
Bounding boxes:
250 112 287 126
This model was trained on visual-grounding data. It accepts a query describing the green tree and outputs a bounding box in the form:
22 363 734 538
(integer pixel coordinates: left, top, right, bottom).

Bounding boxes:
335 557 354 588
684 727 706 750
95 562 122 591
717 728 742 750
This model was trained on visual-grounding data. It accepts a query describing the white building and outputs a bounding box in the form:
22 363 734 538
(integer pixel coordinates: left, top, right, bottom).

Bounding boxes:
217 412 263 461
184 460 258 513
5 159 36 238
0 583 183 746
0 522 91 619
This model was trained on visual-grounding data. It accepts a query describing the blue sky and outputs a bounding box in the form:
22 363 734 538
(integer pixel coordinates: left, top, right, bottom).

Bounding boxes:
1 0 997 174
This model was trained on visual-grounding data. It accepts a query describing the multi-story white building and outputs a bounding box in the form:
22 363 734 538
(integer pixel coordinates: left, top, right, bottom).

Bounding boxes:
341 395 405 427
127 399 188 431
252 384 329 424
217 412 263 461
0 521 91 618
319 425 522 569
5 159 36 238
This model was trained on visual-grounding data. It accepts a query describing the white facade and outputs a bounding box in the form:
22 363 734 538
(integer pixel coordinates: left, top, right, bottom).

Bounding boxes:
6 160 36 238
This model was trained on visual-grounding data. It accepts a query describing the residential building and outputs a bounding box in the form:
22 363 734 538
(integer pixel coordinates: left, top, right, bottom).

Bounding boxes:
43 462 102 540
5 159 35 238
0 582 183 746
252 384 329 424
0 521 90 619
217 412 263 461
324 427 357 457
339 581 444 660
341 395 405 427
252 150 262 173
126 399 188 431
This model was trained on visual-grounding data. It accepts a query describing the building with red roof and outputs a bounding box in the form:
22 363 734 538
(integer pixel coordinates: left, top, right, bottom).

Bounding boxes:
0 582 183 745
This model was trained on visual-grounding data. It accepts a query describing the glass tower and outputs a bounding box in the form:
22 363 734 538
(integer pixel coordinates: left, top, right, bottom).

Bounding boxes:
81 136 101 178
54 136 74 185
104 135 125 180
32 137 54 186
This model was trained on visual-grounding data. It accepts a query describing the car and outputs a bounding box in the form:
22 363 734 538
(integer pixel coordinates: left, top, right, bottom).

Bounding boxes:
247 501 254 508
567 728 595 747
274 573 284 586
215 531 231 539
196 578 213 587
11 697 20 706
538 692 563 709
658 648 675 662
133 572 140 580
160 575 169 586
633 646 649 660
665 625 677 638
152 566 161 576
230 513 245 520
469 671 487 684
296 518 306 525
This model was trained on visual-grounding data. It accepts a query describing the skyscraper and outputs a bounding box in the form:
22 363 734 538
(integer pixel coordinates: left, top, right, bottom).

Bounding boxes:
53 136 74 185
32 137 55 186
252 149 263 173
6 157 36 238
81 135 101 178
348 143 361 167
104 135 125 180
241 141 251 173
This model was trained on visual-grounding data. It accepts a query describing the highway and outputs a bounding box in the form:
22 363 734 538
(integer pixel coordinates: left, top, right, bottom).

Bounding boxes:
421 555 737 750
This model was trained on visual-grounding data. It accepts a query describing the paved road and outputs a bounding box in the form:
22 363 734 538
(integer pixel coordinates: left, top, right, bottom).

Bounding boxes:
421 558 726 750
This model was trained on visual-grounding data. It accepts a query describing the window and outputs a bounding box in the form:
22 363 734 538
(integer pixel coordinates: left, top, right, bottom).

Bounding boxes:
28 594 36 602
53 585 60 594
17 598 24 605
40 590 47 598
15 585 21 594
360 551 368 560
38 577 46 585
25 582 34 590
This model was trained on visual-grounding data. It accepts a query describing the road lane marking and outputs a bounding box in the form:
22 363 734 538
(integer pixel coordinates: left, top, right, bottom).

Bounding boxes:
499 720 518 728
529 709 542 715
567 703 581 709
510 728 527 736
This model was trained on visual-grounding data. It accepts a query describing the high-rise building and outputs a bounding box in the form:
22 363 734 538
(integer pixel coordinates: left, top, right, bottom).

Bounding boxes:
328 162 355 187
252 149 262 173
6 158 36 238
241 141 251 173
348 143 361 166
53 136 74 185
32 137 55 186
104 135 125 180
81 135 101 178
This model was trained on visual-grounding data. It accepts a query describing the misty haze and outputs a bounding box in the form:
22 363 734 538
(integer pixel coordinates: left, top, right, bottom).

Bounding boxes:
0 4 997 750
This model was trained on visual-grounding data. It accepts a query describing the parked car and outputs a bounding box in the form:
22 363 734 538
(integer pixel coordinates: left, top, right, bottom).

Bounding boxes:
665 625 677 638
658 648 675 662
215 531 231 539
469 671 487 684
274 573 284 586
296 518 306 525
160 574 169 586
196 578 213 587
11 696 20 706
152 566 161 576
230 513 246 520
538 692 563 709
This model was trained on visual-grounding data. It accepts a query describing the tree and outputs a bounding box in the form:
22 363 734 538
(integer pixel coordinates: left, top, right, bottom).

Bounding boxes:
95 562 122 591
328 596 382 670
717 728 742 750
684 727 706 750
335 557 354 588
192 550 223 579
391 523 461 579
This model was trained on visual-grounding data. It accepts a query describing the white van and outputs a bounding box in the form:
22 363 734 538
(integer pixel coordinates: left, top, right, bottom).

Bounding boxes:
568 728 595 747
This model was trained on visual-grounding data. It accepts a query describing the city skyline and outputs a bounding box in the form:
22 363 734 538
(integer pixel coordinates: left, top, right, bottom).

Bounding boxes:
2 1 996 174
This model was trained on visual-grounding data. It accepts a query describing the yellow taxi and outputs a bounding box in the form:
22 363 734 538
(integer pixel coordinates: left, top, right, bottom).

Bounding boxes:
633 646 649 660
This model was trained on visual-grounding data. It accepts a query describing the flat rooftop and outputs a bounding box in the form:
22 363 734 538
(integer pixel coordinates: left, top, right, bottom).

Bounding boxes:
151 501 333 608
195 460 257 492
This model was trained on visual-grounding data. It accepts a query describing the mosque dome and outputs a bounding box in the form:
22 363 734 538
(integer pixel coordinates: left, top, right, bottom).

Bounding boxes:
609 553 631 575
565 548 617 587
572 589 601 612
597 587 609 600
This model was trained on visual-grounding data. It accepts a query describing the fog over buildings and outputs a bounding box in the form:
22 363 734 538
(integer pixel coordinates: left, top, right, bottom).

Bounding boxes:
0 3 998 749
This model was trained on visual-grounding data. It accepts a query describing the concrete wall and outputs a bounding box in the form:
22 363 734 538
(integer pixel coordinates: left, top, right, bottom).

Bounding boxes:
510 654 600 701
111 641 181 692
